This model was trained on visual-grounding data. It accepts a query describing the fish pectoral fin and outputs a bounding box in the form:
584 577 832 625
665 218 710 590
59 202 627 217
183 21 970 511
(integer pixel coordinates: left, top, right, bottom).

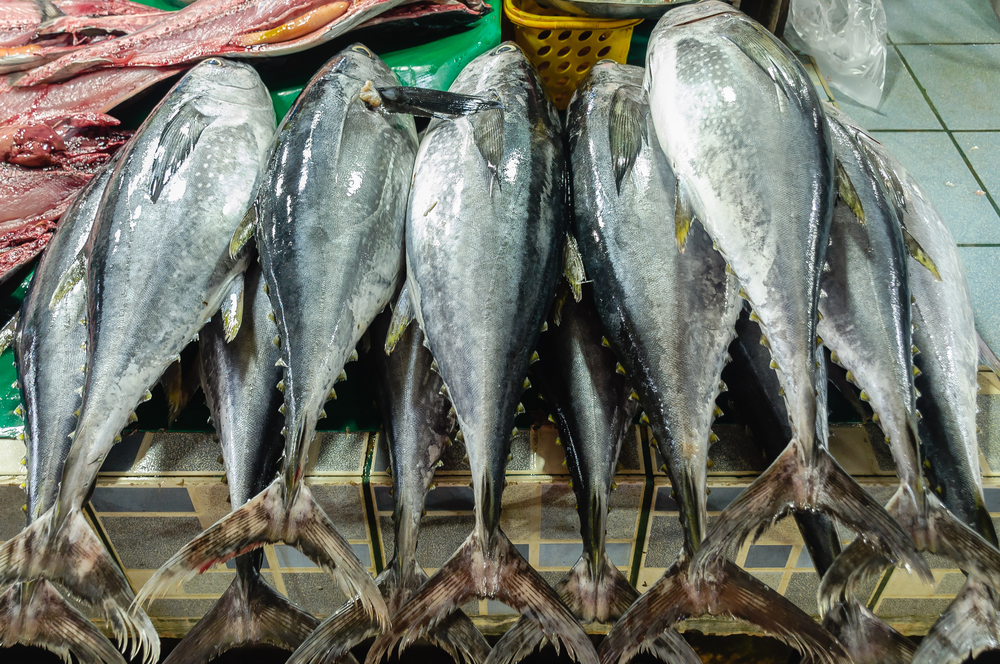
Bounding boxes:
0 311 19 354
230 198 258 260
608 84 647 194
365 535 482 664
562 232 586 303
385 281 416 355
33 0 66 24
149 101 211 204
48 251 86 311
822 600 916 664
162 570 318 662
902 227 942 281
0 580 126 664
835 158 866 224
723 26 797 109
373 86 504 121
911 578 1000 664
219 272 245 343
469 90 505 189
674 175 696 252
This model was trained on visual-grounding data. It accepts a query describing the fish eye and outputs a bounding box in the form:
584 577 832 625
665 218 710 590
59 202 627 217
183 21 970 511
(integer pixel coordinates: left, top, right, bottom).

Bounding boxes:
351 45 374 57
495 44 519 54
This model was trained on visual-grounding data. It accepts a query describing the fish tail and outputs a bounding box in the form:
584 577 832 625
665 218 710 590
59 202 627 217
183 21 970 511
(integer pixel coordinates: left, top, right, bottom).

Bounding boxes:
690 440 930 587
163 561 318 664
922 489 1000 596
912 578 1000 664
821 600 916 664
598 558 850 664
133 477 388 629
367 531 596 664
0 508 159 664
0 580 126 664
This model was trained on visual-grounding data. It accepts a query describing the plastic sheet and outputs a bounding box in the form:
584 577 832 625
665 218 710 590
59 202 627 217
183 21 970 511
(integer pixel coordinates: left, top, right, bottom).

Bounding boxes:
787 0 887 108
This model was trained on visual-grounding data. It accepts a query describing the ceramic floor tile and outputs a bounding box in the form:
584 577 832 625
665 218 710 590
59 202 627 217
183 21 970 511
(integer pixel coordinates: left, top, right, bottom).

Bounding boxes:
898 45 1000 130
954 132 1000 200
883 0 1000 44
835 48 940 130
870 132 1000 242
958 247 1000 351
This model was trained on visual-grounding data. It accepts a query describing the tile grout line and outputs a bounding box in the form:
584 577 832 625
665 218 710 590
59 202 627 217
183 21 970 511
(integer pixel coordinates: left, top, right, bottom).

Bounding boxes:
892 44 1000 221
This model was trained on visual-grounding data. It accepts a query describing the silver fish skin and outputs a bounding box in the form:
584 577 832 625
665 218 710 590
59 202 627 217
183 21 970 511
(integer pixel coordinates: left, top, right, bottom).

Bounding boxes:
645 1 923 581
0 57 274 664
138 45 410 626
491 282 700 664
816 106 1000 621
287 307 490 664
365 42 597 664
566 61 846 664
158 263 320 664
723 308 918 664
847 123 1000 664
0 162 125 664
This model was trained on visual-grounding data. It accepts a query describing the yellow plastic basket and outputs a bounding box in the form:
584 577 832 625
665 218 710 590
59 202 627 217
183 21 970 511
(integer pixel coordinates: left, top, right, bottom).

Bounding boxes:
504 0 641 110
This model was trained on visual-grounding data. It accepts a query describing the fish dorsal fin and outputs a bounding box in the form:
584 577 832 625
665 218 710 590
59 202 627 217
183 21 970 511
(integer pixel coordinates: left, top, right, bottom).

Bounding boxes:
230 198 258 259
723 24 797 110
0 312 19 354
674 175 696 252
902 227 942 281
835 158 866 224
608 84 647 194
385 281 415 355
562 232 586 302
48 251 86 310
470 90 504 190
219 273 245 343
149 101 211 203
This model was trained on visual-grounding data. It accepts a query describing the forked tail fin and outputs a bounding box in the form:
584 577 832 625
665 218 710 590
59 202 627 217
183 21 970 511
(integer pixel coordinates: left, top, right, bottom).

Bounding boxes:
0 581 126 664
689 441 930 586
366 530 597 664
289 563 490 664
818 486 1000 613
134 478 387 627
0 508 159 664
162 566 318 664
821 600 916 664
488 556 699 664
598 558 850 664
912 577 1000 664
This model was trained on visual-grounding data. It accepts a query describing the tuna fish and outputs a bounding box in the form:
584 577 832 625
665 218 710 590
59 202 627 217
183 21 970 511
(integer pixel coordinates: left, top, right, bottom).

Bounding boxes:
364 42 597 664
158 263 320 664
488 280 700 664
724 308 918 664
288 303 490 664
135 45 429 627
815 104 1000 617
846 121 1000 664
563 60 847 664
0 57 276 664
642 1 926 583
0 161 125 664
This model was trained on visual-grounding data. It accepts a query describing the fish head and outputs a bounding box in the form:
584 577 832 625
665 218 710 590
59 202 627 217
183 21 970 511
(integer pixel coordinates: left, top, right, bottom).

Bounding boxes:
322 43 401 89
182 57 271 109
